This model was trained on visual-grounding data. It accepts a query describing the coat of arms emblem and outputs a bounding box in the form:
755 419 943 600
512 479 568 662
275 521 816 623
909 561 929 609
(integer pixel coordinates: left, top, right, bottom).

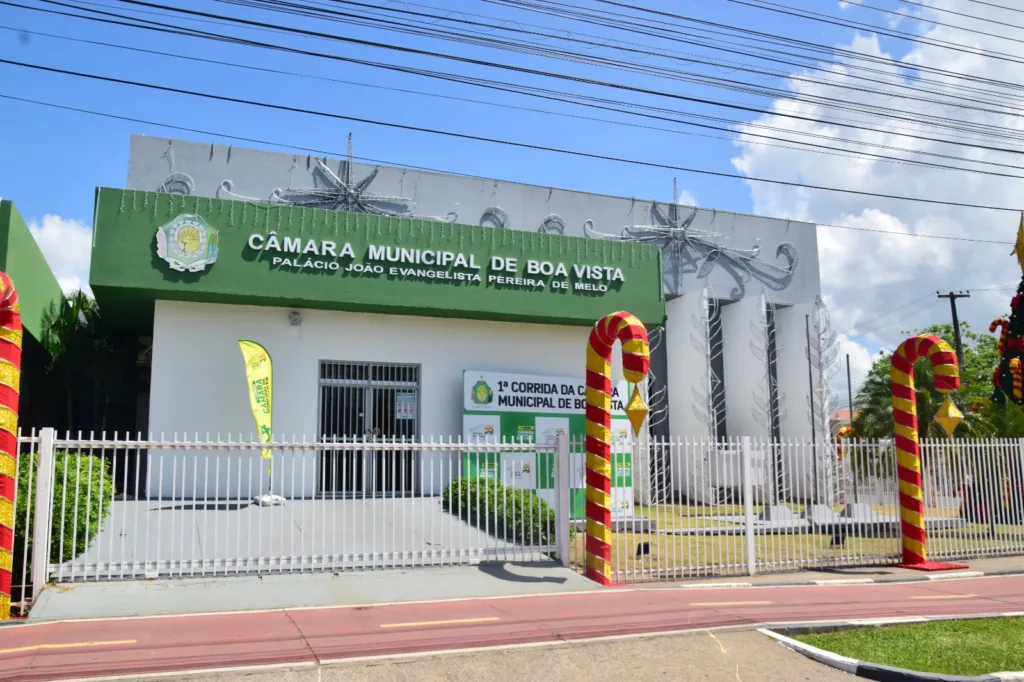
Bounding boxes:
156 214 219 273
470 378 493 406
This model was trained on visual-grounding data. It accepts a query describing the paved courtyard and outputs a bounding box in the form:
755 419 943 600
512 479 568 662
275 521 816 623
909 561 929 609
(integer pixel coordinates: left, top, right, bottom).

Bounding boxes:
52 497 540 581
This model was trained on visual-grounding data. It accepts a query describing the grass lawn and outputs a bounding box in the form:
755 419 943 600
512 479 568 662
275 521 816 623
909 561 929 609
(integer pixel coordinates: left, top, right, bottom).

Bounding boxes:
796 618 1024 677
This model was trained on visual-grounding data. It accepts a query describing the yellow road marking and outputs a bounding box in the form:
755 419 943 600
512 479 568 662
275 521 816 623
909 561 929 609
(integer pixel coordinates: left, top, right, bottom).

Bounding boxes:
0 640 136 656
689 601 772 607
706 631 727 653
910 594 976 600
380 616 500 629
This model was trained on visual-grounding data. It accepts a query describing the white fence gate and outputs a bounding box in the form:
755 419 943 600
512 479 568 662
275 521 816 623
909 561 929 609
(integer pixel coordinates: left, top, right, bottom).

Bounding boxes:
8 430 1024 616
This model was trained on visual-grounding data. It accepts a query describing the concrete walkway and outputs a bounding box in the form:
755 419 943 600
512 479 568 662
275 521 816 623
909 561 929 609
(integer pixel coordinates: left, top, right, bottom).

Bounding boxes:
28 561 596 622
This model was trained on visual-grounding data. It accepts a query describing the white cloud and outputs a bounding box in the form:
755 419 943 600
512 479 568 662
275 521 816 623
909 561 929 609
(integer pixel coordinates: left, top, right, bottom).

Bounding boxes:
677 189 698 207
830 333 876 405
28 215 93 296
731 0 1021 392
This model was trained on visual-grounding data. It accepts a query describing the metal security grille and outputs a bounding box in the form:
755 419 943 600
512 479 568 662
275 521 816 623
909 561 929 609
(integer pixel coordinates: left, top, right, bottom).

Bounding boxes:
318 361 420 498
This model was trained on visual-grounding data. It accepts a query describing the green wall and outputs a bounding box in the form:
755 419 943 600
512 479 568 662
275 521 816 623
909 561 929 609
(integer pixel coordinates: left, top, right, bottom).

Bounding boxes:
0 200 64 341
90 189 666 328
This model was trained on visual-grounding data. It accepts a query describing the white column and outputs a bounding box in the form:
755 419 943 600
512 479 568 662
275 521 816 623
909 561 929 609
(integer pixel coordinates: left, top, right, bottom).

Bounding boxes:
719 295 763 439
774 302 817 441
664 294 705 439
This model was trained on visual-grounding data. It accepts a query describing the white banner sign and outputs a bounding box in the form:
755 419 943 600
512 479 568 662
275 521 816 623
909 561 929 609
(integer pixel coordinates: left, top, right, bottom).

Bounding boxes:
464 371 631 417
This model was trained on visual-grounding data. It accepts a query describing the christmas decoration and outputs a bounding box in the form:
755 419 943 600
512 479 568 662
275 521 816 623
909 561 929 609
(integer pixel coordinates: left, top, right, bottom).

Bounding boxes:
584 312 650 586
992 217 1024 406
585 179 798 288
0 272 21 620
890 334 967 571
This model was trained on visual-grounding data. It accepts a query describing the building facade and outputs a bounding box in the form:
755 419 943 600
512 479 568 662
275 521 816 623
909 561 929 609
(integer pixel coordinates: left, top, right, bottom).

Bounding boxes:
88 135 825 499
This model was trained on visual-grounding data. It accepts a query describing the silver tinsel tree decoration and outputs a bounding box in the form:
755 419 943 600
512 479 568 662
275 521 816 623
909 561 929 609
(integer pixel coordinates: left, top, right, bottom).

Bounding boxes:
691 281 726 440
751 289 789 503
807 295 842 505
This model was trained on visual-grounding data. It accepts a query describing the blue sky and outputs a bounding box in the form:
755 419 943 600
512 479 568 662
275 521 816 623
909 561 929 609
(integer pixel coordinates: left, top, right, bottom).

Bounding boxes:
0 0 888 226
6 0 980 394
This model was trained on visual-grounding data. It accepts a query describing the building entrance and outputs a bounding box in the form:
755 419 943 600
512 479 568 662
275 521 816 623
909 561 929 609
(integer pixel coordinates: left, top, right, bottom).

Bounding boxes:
318 361 419 497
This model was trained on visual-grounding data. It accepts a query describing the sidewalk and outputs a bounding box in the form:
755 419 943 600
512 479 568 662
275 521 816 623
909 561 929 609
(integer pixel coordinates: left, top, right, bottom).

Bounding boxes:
23 555 1024 624
157 630 855 682
26 561 599 623
636 555 1024 589
4 574 1022 681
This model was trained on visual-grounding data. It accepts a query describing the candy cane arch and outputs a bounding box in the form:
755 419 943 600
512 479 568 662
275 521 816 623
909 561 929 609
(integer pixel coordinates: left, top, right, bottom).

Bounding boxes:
990 317 1010 357
584 311 650 586
0 273 21 619
835 425 852 460
891 335 965 570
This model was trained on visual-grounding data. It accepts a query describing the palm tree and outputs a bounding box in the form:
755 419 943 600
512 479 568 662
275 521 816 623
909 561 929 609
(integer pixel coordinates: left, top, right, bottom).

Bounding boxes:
40 290 102 431
852 324 997 440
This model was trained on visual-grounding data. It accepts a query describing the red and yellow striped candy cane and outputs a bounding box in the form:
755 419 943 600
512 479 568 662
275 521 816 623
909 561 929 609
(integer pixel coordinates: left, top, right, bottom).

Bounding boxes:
1011 359 1023 401
0 272 22 620
891 335 959 568
990 318 1010 357
835 425 853 460
585 311 649 586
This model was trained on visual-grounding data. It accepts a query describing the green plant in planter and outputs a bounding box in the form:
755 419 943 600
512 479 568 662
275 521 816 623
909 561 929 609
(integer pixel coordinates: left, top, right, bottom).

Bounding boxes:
13 450 114 583
442 476 560 547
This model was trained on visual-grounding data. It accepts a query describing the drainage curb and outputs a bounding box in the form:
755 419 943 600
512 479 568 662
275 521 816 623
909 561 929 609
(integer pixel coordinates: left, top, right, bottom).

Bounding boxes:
759 617 1024 682
676 567 1024 590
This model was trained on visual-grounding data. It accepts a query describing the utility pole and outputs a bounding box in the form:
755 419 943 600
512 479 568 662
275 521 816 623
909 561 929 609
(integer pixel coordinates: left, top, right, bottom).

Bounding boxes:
847 353 858 504
937 291 970 366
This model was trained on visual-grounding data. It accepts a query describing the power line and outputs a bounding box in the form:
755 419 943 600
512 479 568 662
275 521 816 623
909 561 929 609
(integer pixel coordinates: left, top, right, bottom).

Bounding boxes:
8 24 1024 182
5 56 1024 213
27 0 1024 157
225 0 1024 121
840 294 940 338
23 0 1024 178
583 0 1024 95
964 0 1024 14
840 283 1018 337
727 0 1024 65
896 0 1024 29
839 0 1024 45
0 90 1018 245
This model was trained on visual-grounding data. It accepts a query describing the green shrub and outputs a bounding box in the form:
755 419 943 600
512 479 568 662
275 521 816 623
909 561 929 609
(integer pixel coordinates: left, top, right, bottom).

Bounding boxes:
13 450 114 580
442 476 558 547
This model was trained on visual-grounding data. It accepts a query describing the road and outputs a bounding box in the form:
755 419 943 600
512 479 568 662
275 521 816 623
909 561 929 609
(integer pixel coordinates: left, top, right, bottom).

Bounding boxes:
3 575 1023 681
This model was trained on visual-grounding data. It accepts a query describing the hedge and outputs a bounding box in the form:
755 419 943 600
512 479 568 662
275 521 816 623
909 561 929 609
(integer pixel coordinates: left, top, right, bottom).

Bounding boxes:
12 450 114 585
442 476 558 547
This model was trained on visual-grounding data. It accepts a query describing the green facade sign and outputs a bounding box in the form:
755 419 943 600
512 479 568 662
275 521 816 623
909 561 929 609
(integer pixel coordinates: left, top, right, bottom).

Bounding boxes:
90 189 665 328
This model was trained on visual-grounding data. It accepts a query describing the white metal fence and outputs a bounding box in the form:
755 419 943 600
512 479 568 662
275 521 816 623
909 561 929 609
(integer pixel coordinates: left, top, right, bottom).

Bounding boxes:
7 430 1024 615
10 430 570 603
566 436 1024 582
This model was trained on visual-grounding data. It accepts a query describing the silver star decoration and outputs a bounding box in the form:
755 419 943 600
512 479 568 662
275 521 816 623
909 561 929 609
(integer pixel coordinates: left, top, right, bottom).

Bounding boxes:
279 134 416 216
585 179 797 284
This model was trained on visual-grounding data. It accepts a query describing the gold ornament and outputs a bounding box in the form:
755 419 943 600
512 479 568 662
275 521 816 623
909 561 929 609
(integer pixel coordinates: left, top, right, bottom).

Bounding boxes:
1011 213 1024 274
625 385 648 436
935 395 964 439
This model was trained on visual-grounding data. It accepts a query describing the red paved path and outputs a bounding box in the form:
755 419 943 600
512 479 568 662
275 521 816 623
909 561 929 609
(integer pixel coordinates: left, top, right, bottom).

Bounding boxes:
3 576 1024 681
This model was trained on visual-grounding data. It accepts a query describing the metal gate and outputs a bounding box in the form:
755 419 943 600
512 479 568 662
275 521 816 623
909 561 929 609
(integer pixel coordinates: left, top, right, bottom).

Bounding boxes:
318 361 420 498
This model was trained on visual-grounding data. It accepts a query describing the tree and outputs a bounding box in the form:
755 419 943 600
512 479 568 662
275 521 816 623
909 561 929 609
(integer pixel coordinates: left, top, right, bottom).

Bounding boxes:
852 323 997 439
993 221 1024 410
39 290 120 433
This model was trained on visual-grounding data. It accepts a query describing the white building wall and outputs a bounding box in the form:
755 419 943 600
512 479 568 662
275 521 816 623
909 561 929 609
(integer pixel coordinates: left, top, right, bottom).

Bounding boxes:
148 300 626 499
